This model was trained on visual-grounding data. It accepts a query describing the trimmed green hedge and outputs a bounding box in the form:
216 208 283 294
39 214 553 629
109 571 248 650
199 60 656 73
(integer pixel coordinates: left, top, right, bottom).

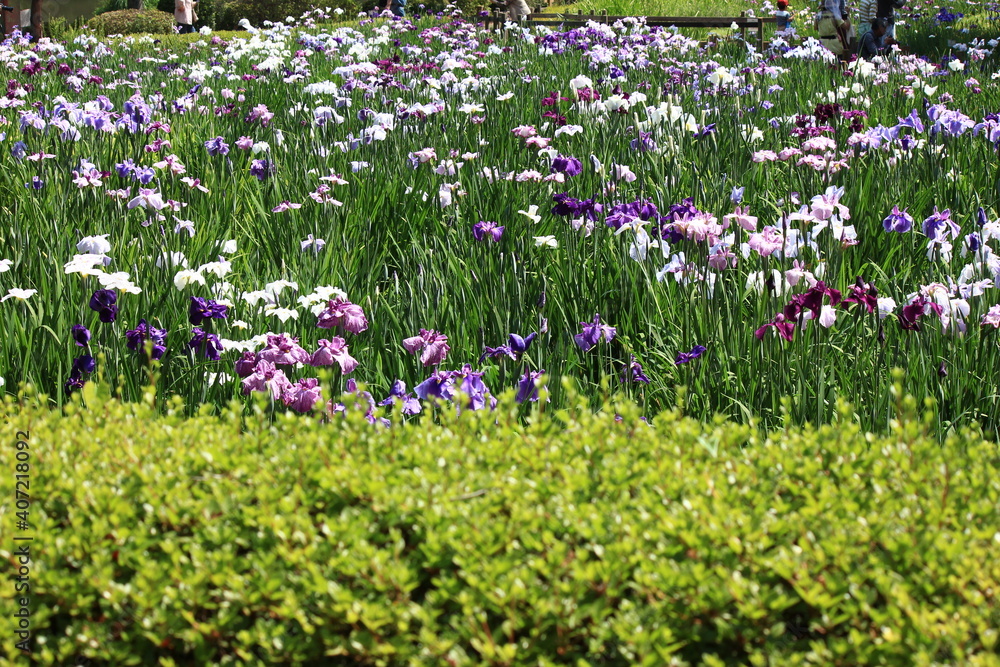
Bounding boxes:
87 9 176 35
1 384 999 665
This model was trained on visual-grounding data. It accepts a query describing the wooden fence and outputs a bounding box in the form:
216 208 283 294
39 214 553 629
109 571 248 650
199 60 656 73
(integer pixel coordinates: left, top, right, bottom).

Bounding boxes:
486 9 778 51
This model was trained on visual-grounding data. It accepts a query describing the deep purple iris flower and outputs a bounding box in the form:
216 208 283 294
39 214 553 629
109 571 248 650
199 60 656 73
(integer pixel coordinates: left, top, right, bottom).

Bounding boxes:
125 319 168 360
630 131 657 152
189 327 223 361
515 369 546 403
472 220 504 242
574 314 616 352
189 296 229 325
71 324 91 347
377 379 422 415
551 155 583 176
89 289 119 323
552 193 603 221
204 136 230 156
674 345 707 365
882 206 914 233
65 354 96 393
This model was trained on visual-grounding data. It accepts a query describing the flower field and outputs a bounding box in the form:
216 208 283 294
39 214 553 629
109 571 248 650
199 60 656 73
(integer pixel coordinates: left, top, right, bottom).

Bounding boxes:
2 8 1000 432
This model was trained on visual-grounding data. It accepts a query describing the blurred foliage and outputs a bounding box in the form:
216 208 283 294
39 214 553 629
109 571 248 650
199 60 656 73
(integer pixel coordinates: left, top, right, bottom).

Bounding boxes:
1 379 999 664
86 8 175 33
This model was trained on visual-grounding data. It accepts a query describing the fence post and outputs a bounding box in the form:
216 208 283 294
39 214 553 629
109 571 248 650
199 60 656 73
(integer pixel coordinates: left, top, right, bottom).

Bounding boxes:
600 9 607 24
739 10 747 44
757 18 764 51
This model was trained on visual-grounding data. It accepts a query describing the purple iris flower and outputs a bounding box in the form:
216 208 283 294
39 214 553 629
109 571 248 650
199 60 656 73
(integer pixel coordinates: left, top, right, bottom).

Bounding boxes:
481 332 537 362
472 220 505 242
377 379 422 415
11 141 27 161
115 159 136 178
204 136 230 156
552 193 603 221
135 167 155 185
414 370 456 401
674 345 707 365
622 357 651 382
922 207 960 242
65 354 96 393
882 206 914 233
515 369 546 403
249 158 274 181
731 187 745 204
282 378 323 413
26 177 44 190
71 324 91 347
630 131 657 152
71 355 96 375
235 351 258 377
189 296 229 325
189 327 223 361
574 314 616 352
977 207 989 228
125 319 167 360
551 155 583 176
89 289 119 323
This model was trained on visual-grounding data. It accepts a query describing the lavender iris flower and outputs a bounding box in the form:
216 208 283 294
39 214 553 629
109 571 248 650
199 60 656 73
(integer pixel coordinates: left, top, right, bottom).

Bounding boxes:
921 207 960 242
89 289 118 323
204 136 230 156
574 314 616 352
189 296 229 325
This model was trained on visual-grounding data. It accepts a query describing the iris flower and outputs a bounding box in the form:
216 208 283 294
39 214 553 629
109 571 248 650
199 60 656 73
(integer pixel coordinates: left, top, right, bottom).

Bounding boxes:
403 329 451 366
189 296 228 325
515 369 547 402
310 337 359 374
317 297 368 333
125 319 167 360
883 206 914 233
189 328 223 361
377 379 422 415
574 314 616 352
472 220 504 242
674 346 707 365
89 289 119 323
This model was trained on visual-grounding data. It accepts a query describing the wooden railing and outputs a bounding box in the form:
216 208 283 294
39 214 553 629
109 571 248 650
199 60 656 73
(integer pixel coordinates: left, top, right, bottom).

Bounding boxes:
485 9 778 50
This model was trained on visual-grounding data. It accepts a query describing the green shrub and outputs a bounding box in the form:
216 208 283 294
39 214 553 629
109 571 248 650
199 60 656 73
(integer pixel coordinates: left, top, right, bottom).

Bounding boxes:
94 0 159 15
216 0 357 29
1 381 999 665
87 8 176 34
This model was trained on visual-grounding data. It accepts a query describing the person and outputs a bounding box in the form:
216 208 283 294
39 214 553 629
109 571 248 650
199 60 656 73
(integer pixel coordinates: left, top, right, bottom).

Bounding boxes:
507 0 531 21
814 0 851 58
774 0 793 31
382 0 405 17
857 0 877 38
876 0 904 38
174 0 196 33
858 16 896 58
